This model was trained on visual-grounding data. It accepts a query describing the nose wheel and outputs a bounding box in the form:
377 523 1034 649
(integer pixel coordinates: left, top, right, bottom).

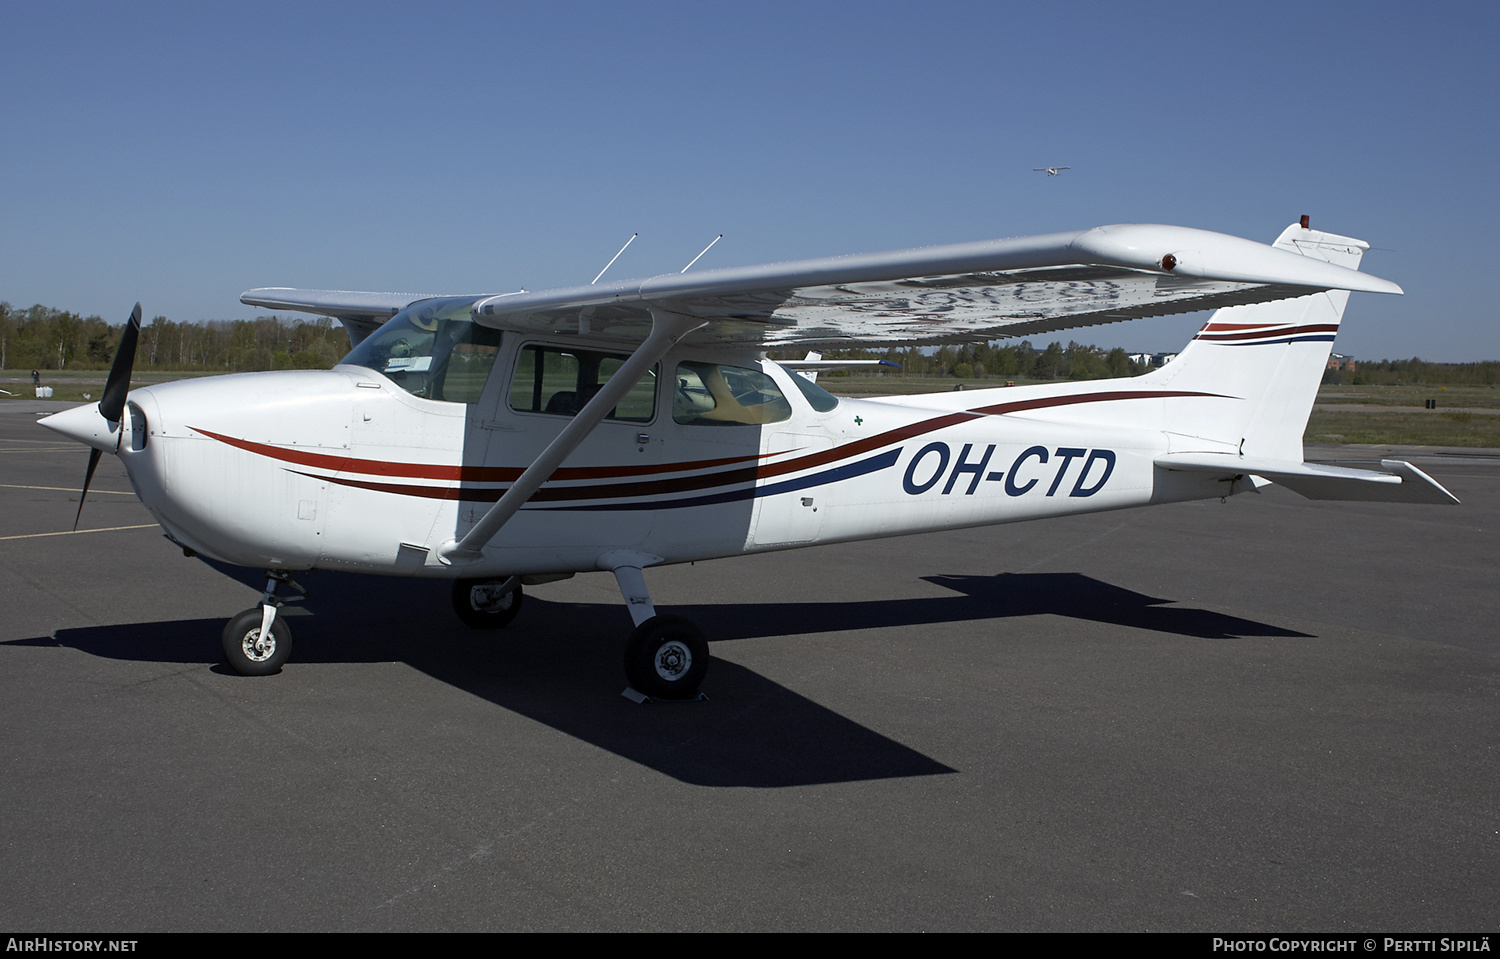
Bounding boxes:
220 571 303 676
221 607 292 676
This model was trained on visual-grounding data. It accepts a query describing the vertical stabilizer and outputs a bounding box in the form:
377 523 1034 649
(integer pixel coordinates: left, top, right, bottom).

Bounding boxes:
1139 222 1371 462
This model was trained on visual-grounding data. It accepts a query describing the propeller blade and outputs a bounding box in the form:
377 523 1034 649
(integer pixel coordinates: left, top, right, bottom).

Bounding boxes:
74 448 102 532
98 303 142 426
72 303 141 529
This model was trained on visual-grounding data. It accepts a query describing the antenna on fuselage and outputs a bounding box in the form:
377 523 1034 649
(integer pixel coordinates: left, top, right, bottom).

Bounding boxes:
592 233 638 285
681 234 723 273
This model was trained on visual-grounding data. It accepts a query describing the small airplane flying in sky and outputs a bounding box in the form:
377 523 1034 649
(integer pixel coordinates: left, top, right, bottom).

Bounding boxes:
1034 167 1070 176
41 220 1456 699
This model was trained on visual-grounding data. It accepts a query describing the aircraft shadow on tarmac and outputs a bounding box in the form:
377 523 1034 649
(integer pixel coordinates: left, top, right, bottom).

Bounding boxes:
686 572 1313 643
13 566 1307 788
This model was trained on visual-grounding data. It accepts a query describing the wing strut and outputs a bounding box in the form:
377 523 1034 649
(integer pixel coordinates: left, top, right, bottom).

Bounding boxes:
437 308 706 564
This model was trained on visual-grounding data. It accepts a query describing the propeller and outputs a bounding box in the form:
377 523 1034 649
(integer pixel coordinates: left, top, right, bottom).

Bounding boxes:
73 303 142 530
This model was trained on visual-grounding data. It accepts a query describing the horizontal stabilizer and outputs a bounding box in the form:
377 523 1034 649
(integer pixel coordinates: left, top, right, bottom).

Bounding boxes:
1156 453 1459 505
778 359 902 372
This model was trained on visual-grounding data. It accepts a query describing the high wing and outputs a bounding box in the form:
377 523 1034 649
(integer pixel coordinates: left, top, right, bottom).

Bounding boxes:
466 224 1402 348
240 288 454 347
241 225 1400 350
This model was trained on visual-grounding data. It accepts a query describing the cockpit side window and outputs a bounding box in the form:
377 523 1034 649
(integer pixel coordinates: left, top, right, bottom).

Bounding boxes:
340 297 502 403
672 361 792 426
507 345 657 423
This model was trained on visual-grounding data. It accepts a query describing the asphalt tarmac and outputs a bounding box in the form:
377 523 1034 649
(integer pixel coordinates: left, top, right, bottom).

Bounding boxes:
2 400 1496 932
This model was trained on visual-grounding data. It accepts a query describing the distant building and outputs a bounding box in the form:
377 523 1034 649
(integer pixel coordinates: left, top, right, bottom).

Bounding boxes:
1128 352 1178 368
1327 353 1357 372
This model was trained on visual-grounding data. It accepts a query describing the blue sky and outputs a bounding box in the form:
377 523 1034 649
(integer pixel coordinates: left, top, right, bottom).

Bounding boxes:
3 1 1496 360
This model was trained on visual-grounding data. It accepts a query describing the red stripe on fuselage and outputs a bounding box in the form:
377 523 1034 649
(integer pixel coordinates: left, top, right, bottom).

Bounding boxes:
968 389 1222 416
188 426 768 481
196 390 1230 507
195 388 1225 504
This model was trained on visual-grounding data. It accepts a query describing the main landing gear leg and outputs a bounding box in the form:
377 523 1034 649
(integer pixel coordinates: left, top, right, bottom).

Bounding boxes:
610 562 708 702
221 571 304 676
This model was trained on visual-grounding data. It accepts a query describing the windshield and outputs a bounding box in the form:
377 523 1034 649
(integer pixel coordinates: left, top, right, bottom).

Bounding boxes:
340 297 502 403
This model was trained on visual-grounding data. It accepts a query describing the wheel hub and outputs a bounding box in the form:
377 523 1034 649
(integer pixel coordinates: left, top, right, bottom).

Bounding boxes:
470 581 516 613
655 640 691 680
241 629 276 662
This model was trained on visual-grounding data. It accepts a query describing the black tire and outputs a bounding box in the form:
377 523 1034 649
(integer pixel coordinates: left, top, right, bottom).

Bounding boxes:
451 577 523 629
221 607 292 676
623 614 709 699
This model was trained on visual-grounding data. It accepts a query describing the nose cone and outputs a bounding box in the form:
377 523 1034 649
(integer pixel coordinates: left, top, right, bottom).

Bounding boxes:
40 402 118 453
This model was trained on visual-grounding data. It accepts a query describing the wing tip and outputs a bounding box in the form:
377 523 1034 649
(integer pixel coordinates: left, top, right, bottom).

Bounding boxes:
1071 223 1403 296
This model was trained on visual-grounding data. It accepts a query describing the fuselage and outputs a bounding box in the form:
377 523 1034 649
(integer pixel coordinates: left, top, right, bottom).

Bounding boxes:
105 335 1212 579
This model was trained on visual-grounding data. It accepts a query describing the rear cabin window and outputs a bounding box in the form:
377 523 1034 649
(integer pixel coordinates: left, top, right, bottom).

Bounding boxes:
787 370 841 412
672 361 792 426
508 345 657 423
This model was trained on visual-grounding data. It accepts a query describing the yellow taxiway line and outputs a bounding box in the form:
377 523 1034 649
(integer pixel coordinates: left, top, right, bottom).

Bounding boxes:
0 524 157 542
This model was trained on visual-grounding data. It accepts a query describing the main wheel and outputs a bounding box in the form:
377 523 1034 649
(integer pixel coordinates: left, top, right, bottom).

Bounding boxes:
623 614 709 699
221 607 292 676
452 577 523 629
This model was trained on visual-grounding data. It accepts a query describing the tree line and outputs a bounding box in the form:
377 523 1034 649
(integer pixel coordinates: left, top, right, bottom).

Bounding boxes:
774 341 1153 381
1321 358 1500 387
0 302 350 373
5 299 1495 386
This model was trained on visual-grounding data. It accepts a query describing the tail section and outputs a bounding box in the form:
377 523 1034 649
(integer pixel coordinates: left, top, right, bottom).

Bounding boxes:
1140 222 1370 462
873 221 1443 503
1142 223 1454 503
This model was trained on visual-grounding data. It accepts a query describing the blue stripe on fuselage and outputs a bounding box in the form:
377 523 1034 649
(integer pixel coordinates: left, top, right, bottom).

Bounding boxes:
533 449 902 512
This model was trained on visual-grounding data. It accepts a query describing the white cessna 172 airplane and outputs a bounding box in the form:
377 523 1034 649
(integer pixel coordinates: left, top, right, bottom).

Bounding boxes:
41 219 1457 699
